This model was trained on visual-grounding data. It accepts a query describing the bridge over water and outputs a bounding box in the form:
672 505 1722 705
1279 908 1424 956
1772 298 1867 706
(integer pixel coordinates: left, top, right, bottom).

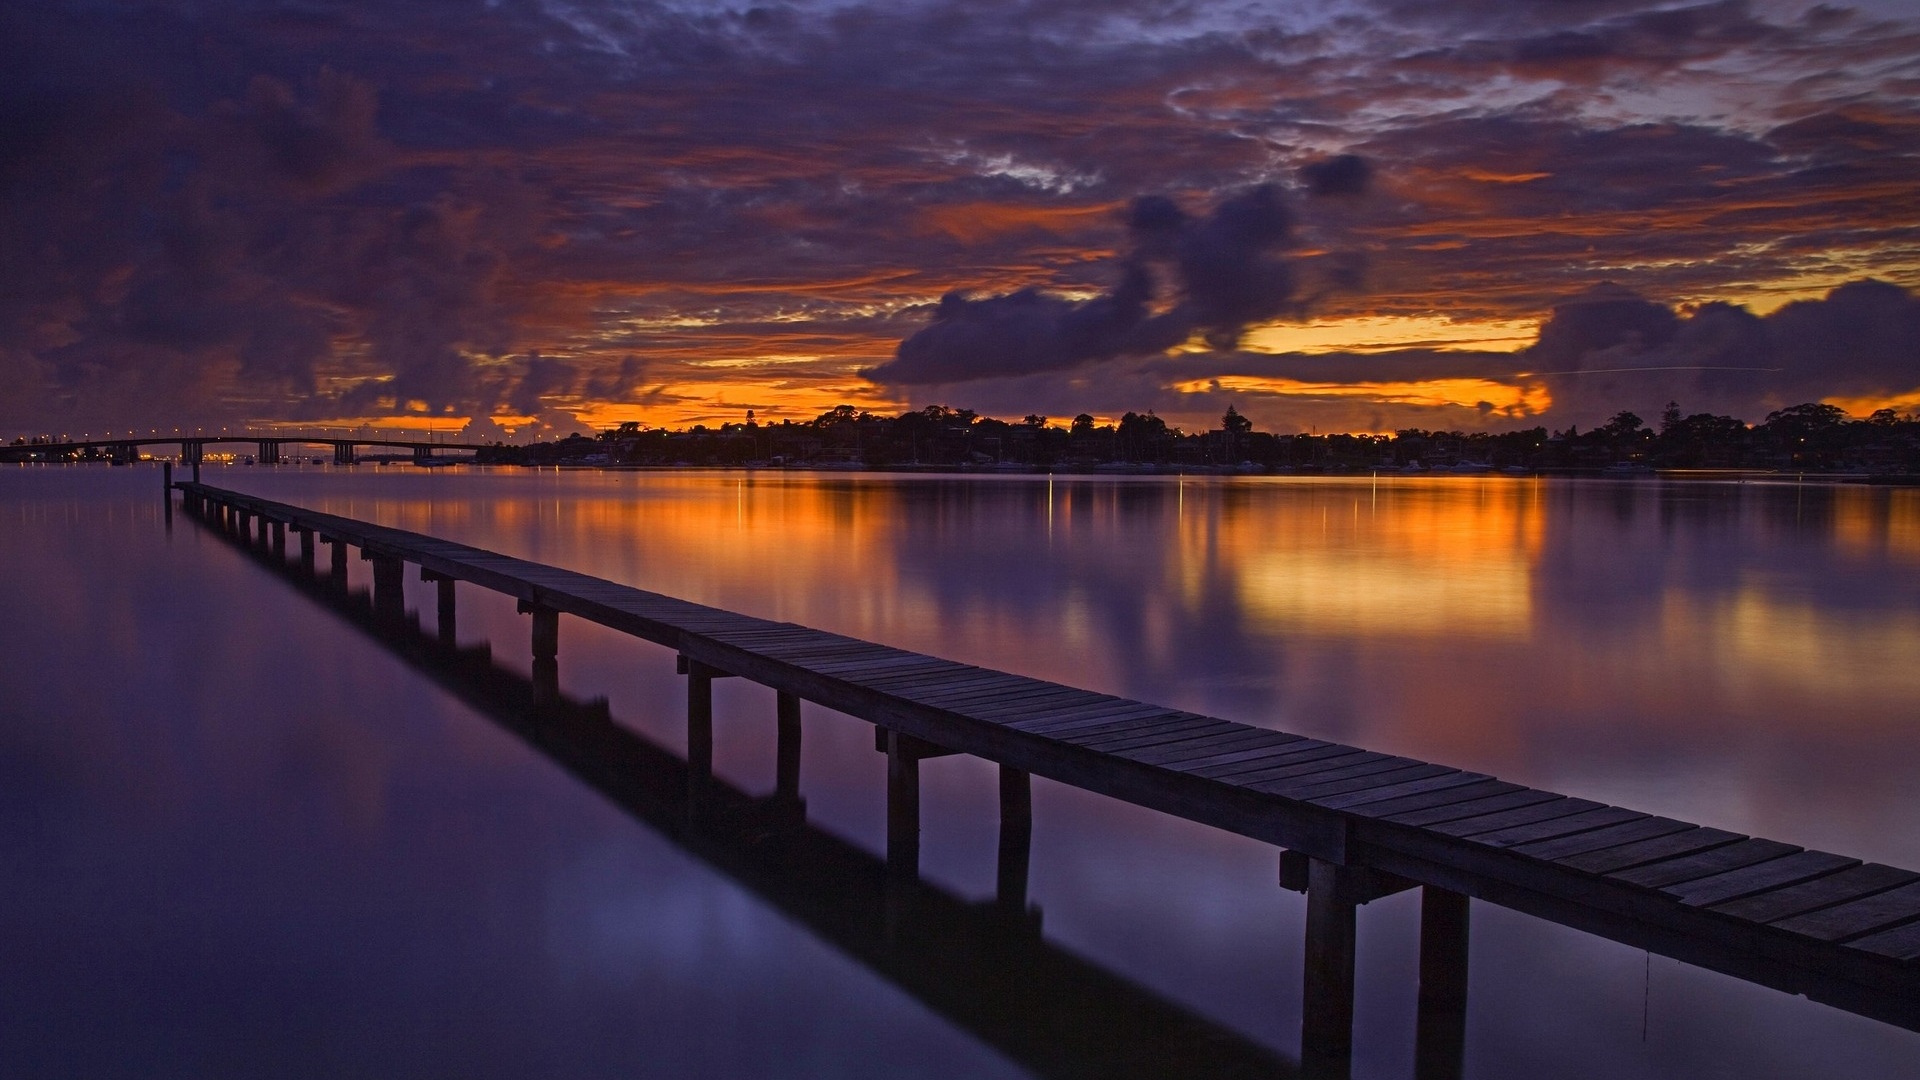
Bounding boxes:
173 478 1920 1079
4 432 489 466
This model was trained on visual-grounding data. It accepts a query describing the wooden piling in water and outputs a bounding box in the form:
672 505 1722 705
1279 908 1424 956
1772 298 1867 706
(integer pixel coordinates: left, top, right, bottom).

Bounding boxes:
775 690 803 810
998 766 1032 915
685 659 714 811
522 601 559 704
1301 858 1359 1079
423 568 456 644
886 729 922 876
1416 887 1472 1080
327 537 349 587
370 553 404 620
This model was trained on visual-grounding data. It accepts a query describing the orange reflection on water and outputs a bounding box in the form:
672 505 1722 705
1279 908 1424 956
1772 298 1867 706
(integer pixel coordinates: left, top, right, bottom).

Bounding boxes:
1828 485 1920 563
1202 478 1545 640
1660 588 1920 715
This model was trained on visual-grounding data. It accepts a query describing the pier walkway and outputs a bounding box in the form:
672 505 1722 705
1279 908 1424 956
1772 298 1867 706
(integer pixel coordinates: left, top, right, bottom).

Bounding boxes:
175 480 1920 1076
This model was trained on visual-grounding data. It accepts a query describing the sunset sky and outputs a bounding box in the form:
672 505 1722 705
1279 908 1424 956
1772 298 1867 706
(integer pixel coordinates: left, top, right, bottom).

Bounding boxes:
4 0 1917 440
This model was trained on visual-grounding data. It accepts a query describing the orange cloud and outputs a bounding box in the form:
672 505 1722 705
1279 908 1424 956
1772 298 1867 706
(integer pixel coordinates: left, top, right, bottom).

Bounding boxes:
1170 375 1551 415
916 201 1121 245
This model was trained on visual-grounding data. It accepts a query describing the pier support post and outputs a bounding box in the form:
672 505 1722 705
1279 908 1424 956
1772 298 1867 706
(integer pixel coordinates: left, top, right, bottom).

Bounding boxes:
327 538 349 590
885 730 921 876
255 513 270 549
270 520 286 559
370 554 405 621
883 729 924 940
521 601 559 705
775 691 804 816
295 528 315 574
423 569 456 645
161 462 172 524
686 660 715 810
1415 887 1471 1080
997 766 1033 917
1302 858 1359 1080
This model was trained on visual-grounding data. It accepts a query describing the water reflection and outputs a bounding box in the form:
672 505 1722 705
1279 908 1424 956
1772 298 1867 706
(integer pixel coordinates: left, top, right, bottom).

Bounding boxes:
10 466 1920 1080
237 469 1920 863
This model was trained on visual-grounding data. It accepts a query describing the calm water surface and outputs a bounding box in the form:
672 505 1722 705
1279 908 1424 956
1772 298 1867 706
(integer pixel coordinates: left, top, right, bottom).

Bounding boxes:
4 464 1918 1078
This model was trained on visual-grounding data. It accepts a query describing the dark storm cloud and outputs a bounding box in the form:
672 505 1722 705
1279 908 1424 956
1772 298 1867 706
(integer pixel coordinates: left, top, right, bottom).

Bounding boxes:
1529 279 1920 425
1527 283 1682 369
870 183 1347 384
1299 154 1372 197
508 353 578 417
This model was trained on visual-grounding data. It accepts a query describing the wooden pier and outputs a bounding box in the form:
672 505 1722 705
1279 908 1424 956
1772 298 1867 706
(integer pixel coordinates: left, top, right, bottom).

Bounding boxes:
176 481 1920 1076
249 533 1300 1080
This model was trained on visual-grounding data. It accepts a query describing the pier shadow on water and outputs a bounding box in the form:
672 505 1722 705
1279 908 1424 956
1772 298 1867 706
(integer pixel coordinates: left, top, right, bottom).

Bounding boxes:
192 502 1315 1080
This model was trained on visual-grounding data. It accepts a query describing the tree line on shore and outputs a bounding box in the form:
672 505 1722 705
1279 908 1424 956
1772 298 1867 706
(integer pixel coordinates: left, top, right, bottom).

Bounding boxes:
475 400 1920 474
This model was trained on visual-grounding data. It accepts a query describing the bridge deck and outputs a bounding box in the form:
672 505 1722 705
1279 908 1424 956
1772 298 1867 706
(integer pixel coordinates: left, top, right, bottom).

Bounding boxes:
176 481 1920 1031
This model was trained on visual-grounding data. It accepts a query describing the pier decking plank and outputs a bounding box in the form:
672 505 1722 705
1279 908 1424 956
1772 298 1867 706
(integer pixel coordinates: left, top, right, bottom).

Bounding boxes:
1286 762 1457 801
1611 839 1801 890
1342 779 1525 819
1512 817 1696 861
1559 827 1745 874
1851 921 1920 961
1709 864 1915 923
1250 757 1431 796
1209 746 1372 784
1670 852 1866 909
1189 741 1350 779
993 699 1153 728
1468 807 1647 849
1432 797 1602 838
1159 734 1310 772
1079 721 1245 754
1772 882 1920 942
1311 770 1494 811
989 706 1155 733
1120 729 1291 766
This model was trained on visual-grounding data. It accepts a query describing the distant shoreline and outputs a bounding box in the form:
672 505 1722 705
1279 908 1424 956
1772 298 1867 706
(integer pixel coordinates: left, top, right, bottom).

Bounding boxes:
13 457 1917 485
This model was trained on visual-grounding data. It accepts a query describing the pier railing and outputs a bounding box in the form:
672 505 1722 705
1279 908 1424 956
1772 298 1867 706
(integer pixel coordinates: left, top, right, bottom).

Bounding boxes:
175 480 1920 1077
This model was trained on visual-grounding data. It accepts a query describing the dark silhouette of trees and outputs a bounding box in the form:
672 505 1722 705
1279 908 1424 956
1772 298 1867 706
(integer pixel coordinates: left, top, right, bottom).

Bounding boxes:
453 398 1920 475
1117 411 1173 463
